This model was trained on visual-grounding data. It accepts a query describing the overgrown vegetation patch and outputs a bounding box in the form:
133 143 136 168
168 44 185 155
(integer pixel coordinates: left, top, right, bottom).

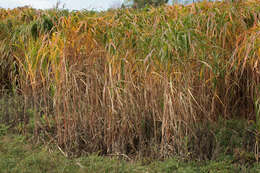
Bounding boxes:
0 0 260 167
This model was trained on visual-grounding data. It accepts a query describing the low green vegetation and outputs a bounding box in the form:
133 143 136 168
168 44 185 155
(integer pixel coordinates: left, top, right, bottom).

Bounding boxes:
0 120 260 172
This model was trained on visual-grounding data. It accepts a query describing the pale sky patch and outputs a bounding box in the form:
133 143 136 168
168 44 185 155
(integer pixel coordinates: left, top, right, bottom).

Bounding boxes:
0 0 198 10
0 0 125 10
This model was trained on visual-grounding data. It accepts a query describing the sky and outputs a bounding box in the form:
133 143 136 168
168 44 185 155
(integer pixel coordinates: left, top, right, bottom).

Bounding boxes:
0 0 126 11
0 0 197 11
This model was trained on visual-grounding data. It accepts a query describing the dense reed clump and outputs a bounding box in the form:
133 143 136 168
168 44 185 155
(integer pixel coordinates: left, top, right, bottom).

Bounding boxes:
0 1 259 159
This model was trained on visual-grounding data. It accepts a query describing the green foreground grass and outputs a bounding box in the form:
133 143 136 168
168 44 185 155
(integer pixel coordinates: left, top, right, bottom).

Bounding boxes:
1 121 260 173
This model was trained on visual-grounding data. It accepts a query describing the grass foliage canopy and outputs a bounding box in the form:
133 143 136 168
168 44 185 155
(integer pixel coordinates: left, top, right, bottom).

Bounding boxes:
0 0 260 160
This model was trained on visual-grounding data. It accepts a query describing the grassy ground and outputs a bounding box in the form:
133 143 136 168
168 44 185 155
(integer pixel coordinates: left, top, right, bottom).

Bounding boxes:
1 120 260 173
